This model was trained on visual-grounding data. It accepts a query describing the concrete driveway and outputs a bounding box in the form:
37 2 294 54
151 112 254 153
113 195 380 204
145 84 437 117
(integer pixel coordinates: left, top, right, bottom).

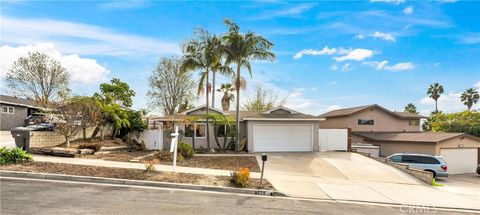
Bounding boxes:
435 174 480 198
257 152 480 210
0 131 16 149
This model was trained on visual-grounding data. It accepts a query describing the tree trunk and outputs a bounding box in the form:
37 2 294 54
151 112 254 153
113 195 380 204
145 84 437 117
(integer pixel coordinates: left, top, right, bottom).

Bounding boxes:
90 125 101 141
100 125 105 141
235 65 241 151
65 137 70 148
111 127 116 139
221 95 230 111
82 127 87 141
212 71 216 108
206 69 211 152
213 124 222 150
435 100 438 113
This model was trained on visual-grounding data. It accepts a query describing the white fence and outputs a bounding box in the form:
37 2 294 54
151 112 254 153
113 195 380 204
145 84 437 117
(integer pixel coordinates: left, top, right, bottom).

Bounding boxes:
132 125 163 150
319 129 348 151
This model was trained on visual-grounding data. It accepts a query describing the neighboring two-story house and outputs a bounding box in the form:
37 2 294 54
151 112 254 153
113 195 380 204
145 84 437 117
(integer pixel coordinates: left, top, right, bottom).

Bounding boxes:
319 104 480 174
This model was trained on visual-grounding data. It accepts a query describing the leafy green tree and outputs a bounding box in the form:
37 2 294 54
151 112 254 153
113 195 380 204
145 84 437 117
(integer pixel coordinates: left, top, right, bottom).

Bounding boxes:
5 52 70 107
99 78 135 108
427 111 480 137
461 88 479 111
404 103 418 114
243 85 286 111
427 82 444 113
222 18 275 150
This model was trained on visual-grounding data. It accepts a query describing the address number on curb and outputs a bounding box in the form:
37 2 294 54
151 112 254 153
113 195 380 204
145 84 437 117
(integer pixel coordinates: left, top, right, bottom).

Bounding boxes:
254 190 273 196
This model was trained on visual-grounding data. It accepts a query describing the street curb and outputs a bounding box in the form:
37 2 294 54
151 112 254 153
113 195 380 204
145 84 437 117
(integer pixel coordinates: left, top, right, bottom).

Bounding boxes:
0 170 286 197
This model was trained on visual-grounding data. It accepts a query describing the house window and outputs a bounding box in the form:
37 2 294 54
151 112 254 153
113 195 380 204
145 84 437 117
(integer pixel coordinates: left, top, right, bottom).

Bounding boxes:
409 120 419 126
216 125 235 137
2 106 14 114
185 123 206 138
358 119 374 125
195 123 206 138
185 124 194 137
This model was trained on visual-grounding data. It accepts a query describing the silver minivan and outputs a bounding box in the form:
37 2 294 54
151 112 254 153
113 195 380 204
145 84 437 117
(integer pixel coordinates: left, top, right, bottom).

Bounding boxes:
387 153 449 178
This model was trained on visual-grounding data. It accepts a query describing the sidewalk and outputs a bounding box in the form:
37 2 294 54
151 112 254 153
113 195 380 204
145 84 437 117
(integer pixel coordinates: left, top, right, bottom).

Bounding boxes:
33 155 261 178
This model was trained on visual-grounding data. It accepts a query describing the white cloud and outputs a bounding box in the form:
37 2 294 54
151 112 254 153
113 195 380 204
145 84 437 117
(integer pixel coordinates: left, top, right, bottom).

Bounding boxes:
419 82 480 114
370 0 405 4
0 43 109 85
253 3 317 20
98 0 150 10
334 49 374 62
356 31 396 42
330 64 339 71
1 16 180 57
403 6 414 15
342 63 350 71
364 60 414 72
294 46 338 59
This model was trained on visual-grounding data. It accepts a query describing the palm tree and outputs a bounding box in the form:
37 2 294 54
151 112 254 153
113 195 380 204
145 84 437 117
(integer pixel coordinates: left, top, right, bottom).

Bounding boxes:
461 88 480 111
222 18 275 151
404 103 418 114
182 28 223 151
210 36 234 108
217 83 235 111
427 82 444 113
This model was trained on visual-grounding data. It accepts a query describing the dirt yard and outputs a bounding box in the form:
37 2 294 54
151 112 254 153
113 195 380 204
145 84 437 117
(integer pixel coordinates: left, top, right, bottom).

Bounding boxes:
148 155 261 172
80 150 154 162
0 162 273 190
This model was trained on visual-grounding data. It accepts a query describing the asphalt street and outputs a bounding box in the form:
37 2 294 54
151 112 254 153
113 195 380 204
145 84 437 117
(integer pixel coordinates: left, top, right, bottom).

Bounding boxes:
1 177 476 215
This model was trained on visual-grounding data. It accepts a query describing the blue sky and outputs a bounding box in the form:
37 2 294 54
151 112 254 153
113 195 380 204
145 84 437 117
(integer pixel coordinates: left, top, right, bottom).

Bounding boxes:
1 0 479 115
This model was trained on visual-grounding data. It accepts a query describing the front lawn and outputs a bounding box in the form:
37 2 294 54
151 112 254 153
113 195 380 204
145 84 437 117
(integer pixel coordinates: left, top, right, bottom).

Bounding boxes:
147 155 261 172
0 162 273 190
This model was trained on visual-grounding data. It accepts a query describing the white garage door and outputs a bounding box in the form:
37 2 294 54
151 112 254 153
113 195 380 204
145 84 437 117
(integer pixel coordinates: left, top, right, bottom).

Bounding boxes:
254 124 313 152
440 148 478 174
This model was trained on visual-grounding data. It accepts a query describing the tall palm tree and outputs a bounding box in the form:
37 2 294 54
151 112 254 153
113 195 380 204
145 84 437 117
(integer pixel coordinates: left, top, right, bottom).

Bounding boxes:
222 18 275 151
209 36 234 108
217 83 235 111
182 28 222 151
427 82 444 113
461 88 479 111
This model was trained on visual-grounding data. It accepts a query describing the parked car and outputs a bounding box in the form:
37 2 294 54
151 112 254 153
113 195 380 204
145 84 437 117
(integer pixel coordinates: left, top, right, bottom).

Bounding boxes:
24 114 55 131
476 164 480 175
387 153 448 178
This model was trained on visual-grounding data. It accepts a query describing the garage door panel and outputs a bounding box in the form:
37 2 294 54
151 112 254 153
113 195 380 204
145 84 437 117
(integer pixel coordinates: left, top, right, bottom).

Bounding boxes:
440 148 478 174
254 124 313 152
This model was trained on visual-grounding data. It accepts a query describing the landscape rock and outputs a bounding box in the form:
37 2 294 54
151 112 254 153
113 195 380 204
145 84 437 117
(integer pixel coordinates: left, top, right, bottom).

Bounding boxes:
78 149 95 155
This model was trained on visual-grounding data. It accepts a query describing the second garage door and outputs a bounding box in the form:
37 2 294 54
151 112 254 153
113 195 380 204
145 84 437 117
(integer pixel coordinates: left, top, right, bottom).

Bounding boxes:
440 148 478 174
253 124 313 152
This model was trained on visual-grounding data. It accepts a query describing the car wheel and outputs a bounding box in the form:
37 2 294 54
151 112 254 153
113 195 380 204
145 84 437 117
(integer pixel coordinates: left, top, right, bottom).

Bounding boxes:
425 170 436 178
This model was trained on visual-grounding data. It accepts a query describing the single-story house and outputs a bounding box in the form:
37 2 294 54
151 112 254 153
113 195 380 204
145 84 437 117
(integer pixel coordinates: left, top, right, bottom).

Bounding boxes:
155 105 324 153
0 95 43 131
354 131 480 174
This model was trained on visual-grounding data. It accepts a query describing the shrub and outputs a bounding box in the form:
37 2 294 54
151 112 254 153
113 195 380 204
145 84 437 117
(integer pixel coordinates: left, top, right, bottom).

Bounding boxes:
78 143 102 152
230 167 250 188
154 150 184 162
144 159 159 172
177 141 194 159
0 147 33 165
